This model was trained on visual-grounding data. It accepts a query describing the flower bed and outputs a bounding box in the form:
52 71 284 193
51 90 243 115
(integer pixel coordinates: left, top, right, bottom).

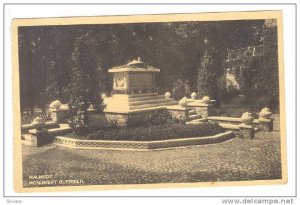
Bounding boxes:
65 123 225 141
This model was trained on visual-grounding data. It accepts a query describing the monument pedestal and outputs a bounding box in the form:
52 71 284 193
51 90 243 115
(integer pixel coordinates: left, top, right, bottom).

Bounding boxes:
89 58 179 127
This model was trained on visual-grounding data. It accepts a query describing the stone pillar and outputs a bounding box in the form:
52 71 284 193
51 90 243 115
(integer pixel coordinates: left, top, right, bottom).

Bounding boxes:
194 104 213 118
239 124 255 139
50 109 68 123
259 118 274 131
258 107 273 131
167 107 189 123
28 129 49 147
186 95 213 118
239 112 255 139
49 100 69 123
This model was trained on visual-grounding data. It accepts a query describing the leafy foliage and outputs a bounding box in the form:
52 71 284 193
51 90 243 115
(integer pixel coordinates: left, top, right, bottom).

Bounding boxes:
68 34 105 134
172 79 192 100
18 20 276 113
83 123 225 141
197 44 220 101
221 22 279 109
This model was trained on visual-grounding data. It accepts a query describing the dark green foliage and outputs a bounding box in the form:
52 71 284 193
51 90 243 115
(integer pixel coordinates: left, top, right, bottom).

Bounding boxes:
82 123 225 141
18 20 274 112
172 79 192 100
21 112 51 124
68 34 105 135
197 45 220 100
220 22 279 110
253 24 279 109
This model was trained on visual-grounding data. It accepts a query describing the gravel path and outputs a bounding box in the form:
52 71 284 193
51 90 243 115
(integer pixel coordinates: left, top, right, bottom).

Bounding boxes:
22 129 282 187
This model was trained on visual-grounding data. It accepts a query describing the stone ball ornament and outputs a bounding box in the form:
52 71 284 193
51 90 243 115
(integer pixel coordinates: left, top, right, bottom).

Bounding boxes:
32 117 46 130
179 97 188 107
49 100 62 109
202 96 211 104
165 92 171 99
191 92 197 99
241 112 255 125
259 107 272 119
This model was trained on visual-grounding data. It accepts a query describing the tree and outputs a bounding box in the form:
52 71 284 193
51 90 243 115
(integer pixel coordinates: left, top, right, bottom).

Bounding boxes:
197 40 219 101
18 20 268 112
68 32 105 134
253 20 279 109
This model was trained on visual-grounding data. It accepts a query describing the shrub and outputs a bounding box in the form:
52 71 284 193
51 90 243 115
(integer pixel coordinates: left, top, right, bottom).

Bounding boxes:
21 111 51 124
172 79 191 100
78 123 225 141
197 46 220 100
144 110 178 126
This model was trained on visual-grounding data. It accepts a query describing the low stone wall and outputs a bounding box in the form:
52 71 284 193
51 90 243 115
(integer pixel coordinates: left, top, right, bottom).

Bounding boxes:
88 111 128 128
54 131 235 150
187 104 213 118
166 106 189 123
216 123 255 139
207 116 274 131
26 126 72 147
21 121 59 134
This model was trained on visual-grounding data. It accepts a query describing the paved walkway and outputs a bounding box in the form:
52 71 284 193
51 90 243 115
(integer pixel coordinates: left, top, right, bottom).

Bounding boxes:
22 129 282 187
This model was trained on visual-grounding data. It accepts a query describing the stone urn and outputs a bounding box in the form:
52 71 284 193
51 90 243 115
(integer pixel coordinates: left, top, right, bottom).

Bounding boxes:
32 117 45 130
49 100 62 109
241 112 254 125
179 97 188 107
259 107 272 119
191 92 197 100
165 92 171 99
202 96 211 104
101 93 108 99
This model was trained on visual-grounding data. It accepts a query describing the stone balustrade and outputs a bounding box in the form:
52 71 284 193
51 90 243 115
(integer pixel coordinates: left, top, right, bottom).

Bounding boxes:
207 108 274 131
217 122 255 139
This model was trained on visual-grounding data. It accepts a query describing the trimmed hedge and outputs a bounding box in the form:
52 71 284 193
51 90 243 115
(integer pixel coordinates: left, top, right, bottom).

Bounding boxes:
67 123 225 141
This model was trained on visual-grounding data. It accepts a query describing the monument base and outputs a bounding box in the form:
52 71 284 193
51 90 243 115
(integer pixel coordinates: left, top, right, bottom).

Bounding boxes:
103 92 177 113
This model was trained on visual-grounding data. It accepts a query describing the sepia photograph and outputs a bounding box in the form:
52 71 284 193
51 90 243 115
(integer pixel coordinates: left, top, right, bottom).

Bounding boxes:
12 11 287 192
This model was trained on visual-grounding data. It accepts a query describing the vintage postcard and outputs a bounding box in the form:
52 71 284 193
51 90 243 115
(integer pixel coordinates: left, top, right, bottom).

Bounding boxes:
12 11 287 192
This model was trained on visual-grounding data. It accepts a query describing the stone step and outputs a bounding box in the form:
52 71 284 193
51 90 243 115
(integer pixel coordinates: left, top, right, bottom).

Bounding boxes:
186 117 207 125
129 100 177 110
188 109 196 115
188 114 202 121
128 95 166 102
218 123 240 130
129 98 176 106
159 101 178 106
185 121 205 125
129 104 160 110
190 118 208 123
128 92 158 98
58 123 70 129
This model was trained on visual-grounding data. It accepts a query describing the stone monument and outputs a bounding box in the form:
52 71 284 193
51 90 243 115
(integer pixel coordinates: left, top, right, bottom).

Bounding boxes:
103 58 177 113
